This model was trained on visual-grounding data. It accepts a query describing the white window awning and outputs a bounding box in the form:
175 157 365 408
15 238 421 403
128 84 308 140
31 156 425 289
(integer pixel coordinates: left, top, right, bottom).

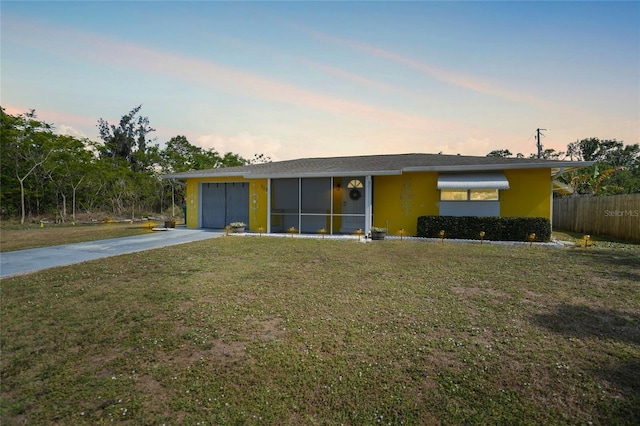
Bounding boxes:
437 173 510 190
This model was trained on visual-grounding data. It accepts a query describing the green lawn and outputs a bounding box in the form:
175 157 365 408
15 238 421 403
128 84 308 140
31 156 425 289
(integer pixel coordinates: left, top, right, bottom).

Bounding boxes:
1 237 639 424
0 222 156 252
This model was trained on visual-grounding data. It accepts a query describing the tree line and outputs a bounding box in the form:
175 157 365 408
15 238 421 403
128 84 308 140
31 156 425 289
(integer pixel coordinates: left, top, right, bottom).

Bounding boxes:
1 105 267 224
3 104 637 225
487 138 640 195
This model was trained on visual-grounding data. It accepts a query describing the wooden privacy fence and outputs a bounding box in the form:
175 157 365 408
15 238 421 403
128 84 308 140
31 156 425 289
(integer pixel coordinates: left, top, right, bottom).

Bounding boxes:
553 194 640 243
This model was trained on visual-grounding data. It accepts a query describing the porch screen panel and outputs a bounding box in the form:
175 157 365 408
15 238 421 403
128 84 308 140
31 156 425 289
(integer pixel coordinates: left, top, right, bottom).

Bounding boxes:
271 179 299 232
301 178 330 213
300 178 331 232
201 183 226 228
226 182 249 226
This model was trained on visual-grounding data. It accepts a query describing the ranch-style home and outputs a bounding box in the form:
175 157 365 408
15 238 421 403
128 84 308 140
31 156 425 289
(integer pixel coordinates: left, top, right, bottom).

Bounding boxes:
163 153 589 236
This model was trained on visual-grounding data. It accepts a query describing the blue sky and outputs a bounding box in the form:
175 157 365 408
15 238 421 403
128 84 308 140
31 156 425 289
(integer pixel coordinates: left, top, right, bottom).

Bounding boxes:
2 1 638 161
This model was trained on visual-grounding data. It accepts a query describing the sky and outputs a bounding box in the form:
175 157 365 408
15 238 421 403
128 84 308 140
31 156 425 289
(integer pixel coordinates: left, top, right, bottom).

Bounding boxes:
2 1 639 162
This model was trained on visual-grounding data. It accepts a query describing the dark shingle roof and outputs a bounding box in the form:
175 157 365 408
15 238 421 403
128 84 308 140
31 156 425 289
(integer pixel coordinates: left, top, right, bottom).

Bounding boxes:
163 153 590 179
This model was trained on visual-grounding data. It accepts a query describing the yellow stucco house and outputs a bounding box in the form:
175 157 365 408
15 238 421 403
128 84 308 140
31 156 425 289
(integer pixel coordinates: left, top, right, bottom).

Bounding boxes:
164 153 589 236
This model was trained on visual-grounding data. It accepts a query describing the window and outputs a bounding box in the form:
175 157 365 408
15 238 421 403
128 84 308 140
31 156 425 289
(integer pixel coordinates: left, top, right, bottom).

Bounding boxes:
470 189 499 201
440 189 500 201
347 179 363 188
440 190 468 201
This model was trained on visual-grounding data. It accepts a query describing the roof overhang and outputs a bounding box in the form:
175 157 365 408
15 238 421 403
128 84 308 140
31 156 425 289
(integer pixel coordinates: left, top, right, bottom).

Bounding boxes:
163 171 248 179
405 161 593 174
437 172 510 190
163 170 404 179
249 170 402 179
161 157 595 180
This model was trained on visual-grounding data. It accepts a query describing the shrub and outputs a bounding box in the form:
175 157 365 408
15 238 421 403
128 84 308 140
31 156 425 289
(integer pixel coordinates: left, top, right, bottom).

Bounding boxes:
416 216 551 242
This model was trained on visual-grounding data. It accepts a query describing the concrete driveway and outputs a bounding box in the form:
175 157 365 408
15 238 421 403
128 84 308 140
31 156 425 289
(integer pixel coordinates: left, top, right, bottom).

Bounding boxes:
0 227 224 278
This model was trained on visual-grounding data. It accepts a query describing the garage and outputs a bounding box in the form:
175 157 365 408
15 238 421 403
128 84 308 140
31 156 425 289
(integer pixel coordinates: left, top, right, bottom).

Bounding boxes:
200 182 249 229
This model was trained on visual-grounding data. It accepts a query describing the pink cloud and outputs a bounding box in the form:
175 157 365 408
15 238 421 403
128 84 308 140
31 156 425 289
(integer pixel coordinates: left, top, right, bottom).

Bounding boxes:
4 16 533 158
2 104 96 136
296 25 553 110
6 17 469 137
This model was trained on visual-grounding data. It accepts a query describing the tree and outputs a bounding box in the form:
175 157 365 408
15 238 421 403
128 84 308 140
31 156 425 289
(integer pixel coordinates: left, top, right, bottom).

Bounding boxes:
487 138 639 194
45 135 95 221
486 149 513 158
486 149 524 158
161 135 250 173
97 105 157 172
1 105 266 222
562 138 639 195
250 153 272 164
1 108 56 224
528 148 564 160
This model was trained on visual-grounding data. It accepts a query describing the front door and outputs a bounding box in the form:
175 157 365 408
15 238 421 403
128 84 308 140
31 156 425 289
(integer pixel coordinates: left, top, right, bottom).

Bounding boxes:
340 178 365 233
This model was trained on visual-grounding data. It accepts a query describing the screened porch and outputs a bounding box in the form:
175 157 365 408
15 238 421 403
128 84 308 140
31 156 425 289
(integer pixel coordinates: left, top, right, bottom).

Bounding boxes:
270 177 370 234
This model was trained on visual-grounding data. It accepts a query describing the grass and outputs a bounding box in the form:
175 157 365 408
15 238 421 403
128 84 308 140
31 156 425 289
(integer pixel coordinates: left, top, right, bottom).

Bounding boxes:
552 228 640 251
0 222 156 252
1 235 639 425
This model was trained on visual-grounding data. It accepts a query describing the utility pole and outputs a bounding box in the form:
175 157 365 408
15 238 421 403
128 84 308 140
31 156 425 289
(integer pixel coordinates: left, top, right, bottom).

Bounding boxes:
536 128 546 159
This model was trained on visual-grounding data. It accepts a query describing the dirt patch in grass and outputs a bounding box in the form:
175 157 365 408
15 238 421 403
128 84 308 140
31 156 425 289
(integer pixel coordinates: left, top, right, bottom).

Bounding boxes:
450 286 509 299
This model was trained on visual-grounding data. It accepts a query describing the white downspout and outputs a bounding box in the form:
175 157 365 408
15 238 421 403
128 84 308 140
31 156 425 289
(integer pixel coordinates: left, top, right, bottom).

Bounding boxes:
365 175 373 232
267 178 271 233
549 176 554 231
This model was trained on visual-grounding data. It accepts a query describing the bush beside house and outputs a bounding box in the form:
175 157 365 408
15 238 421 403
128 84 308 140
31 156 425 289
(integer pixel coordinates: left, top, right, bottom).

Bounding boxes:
417 216 551 242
